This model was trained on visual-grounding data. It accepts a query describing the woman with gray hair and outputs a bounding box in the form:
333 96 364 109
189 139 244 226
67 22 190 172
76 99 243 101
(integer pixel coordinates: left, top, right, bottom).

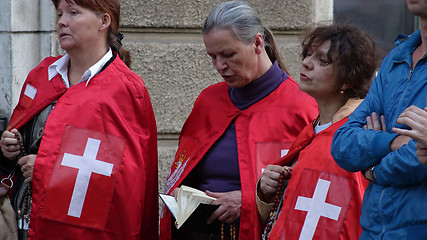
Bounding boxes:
160 1 318 239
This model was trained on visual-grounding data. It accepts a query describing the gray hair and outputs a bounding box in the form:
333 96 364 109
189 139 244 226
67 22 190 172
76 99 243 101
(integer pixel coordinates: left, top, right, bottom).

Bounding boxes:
202 1 264 44
202 1 289 73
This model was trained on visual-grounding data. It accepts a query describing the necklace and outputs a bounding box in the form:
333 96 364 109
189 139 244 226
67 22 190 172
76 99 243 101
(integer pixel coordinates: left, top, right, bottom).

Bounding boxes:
262 167 290 240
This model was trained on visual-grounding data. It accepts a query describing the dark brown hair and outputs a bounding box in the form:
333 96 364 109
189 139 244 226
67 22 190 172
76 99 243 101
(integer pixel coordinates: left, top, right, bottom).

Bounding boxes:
301 24 377 99
52 0 131 68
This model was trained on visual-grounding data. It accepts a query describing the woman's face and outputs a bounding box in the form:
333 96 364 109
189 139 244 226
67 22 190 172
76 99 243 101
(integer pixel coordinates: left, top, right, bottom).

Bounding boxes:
56 0 104 53
299 40 337 99
203 28 260 88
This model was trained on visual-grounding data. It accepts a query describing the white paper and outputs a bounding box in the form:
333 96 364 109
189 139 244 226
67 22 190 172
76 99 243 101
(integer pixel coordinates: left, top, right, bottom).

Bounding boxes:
159 194 179 220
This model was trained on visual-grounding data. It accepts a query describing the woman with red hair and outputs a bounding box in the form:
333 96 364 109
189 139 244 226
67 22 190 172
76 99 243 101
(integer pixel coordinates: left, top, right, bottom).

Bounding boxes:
0 1 158 239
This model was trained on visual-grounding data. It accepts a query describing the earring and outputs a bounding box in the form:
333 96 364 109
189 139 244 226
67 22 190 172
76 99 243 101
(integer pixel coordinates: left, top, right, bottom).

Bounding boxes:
340 90 344 95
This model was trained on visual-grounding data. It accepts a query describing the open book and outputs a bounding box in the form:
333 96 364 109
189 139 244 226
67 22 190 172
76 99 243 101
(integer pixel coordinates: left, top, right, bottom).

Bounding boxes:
159 185 220 231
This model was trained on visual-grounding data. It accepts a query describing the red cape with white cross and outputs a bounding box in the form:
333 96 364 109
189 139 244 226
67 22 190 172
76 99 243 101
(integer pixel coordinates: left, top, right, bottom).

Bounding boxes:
8 55 158 240
268 118 368 240
160 79 318 240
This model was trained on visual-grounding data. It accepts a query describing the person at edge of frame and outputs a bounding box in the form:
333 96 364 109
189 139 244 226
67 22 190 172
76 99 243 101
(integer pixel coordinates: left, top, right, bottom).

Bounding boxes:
0 0 158 239
331 0 427 239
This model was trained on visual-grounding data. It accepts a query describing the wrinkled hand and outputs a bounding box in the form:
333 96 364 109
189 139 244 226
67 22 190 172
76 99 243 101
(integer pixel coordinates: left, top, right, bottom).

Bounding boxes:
206 190 241 224
0 129 22 160
415 144 427 166
19 154 36 183
259 165 291 203
363 112 386 131
392 106 427 145
392 106 427 162
363 112 410 151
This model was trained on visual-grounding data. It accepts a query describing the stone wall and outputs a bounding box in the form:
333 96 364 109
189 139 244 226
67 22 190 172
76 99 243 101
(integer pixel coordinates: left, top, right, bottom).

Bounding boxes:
1 0 54 122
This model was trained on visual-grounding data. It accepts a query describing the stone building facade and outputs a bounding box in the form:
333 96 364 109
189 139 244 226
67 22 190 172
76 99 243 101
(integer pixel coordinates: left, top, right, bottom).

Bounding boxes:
0 0 332 193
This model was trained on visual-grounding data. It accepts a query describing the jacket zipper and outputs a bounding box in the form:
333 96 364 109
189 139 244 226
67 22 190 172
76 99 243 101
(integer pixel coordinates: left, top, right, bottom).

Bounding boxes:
378 68 414 233
382 65 413 233
379 188 386 233
384 67 412 233
392 68 413 126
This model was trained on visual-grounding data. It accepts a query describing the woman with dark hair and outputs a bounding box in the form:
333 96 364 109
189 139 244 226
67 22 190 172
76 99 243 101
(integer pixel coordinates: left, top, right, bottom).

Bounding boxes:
257 24 377 240
160 1 318 239
0 0 158 239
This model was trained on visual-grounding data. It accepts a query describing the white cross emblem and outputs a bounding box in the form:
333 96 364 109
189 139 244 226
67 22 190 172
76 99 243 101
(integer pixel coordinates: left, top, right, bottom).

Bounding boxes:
294 178 342 240
261 149 289 174
61 138 114 218
281 149 289 158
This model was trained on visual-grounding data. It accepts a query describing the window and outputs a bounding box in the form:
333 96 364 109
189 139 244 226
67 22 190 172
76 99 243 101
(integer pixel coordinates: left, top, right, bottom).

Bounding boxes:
334 0 416 58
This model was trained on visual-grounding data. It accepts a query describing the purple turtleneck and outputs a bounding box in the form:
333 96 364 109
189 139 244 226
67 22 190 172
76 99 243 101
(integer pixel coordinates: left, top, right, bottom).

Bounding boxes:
184 61 288 192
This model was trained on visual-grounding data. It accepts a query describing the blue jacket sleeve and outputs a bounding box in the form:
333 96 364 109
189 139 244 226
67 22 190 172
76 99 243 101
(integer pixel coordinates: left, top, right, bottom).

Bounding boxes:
374 139 427 186
331 66 397 172
332 56 427 186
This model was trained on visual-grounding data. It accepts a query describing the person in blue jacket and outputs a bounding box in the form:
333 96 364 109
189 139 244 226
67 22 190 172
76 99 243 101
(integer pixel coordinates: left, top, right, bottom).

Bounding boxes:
331 0 427 239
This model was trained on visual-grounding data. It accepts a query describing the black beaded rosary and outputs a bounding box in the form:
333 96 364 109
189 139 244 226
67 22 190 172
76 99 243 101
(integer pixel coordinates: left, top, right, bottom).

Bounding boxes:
15 132 33 230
